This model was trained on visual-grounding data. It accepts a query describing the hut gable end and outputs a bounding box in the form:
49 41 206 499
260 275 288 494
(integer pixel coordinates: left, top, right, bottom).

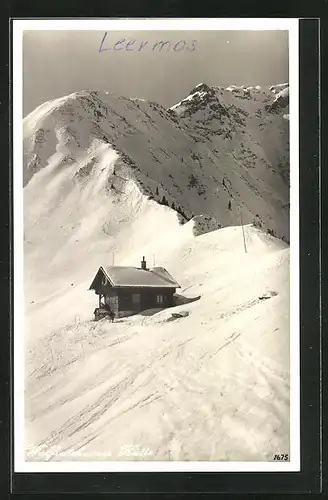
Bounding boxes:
89 267 115 292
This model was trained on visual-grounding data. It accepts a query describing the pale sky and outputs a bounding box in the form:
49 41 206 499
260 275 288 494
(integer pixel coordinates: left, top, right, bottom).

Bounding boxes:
23 30 289 116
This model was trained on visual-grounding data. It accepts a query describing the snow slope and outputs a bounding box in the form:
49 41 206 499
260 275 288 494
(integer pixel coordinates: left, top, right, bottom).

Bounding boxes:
23 84 290 463
25 223 290 462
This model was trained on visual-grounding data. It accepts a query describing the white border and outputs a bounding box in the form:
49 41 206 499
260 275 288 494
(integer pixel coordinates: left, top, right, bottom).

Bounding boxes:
13 18 300 473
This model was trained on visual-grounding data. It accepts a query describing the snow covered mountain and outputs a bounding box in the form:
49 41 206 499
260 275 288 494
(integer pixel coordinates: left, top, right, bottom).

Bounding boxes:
24 82 289 243
23 83 291 464
170 82 289 191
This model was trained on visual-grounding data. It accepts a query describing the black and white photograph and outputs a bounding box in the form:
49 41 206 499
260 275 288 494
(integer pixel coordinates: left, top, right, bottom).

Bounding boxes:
13 19 299 472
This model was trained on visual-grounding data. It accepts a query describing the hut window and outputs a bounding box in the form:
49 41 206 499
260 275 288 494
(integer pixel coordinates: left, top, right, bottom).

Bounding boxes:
132 293 141 305
156 294 164 304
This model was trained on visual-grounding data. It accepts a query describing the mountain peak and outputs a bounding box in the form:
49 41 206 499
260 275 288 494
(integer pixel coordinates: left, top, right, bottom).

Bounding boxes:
189 82 212 94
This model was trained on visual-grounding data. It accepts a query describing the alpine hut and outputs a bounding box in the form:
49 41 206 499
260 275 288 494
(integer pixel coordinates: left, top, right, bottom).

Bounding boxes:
89 257 181 320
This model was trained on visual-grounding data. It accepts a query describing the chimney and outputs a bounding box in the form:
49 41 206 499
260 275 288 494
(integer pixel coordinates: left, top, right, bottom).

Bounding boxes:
141 256 147 270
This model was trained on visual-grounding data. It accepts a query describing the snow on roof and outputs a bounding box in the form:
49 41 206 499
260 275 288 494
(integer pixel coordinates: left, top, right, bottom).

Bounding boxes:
90 266 181 289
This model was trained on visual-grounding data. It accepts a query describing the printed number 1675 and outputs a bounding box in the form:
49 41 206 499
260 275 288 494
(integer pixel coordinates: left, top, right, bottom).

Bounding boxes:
273 454 289 461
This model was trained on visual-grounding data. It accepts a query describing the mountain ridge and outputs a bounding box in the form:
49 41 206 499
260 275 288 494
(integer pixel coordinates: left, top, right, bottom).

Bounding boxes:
24 82 290 243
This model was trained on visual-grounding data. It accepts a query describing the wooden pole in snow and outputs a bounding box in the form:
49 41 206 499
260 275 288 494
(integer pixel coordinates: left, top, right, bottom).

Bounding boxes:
240 208 248 254
112 252 115 266
153 254 156 267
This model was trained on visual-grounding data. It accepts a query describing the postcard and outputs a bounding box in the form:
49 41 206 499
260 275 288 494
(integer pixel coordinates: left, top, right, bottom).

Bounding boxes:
13 18 300 473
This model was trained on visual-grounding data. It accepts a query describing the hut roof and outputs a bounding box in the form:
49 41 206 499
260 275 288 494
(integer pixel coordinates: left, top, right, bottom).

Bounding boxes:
89 266 181 289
